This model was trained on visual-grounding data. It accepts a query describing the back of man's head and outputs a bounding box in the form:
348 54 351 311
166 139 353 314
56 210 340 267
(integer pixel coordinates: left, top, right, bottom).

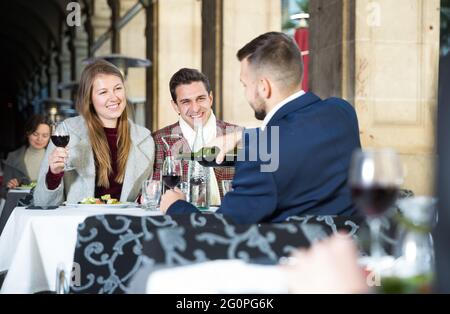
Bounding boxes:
169 68 211 102
237 32 303 91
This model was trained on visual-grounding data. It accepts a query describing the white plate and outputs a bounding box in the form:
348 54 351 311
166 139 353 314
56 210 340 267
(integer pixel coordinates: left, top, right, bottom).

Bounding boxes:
198 206 219 213
14 186 34 190
65 202 137 209
10 188 32 194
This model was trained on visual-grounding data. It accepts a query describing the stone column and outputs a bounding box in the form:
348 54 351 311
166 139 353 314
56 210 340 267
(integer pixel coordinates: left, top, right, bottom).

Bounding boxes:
120 0 147 127
309 0 440 195
84 2 95 57
39 64 49 98
59 34 72 100
32 74 41 113
92 0 112 56
26 82 33 106
202 0 224 120
145 0 157 131
48 52 59 98
156 0 202 129
69 14 89 83
108 0 121 53
222 0 281 128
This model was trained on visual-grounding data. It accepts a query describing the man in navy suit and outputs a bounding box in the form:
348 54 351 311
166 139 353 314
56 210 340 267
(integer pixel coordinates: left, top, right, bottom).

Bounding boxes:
160 32 361 223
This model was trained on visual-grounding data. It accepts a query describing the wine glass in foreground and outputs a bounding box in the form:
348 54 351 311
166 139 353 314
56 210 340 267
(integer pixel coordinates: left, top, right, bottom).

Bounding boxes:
50 121 74 171
349 148 404 262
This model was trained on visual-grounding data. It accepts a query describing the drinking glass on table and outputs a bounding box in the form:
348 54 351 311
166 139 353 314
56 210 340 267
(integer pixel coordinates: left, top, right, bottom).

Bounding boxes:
142 180 161 211
179 182 190 202
162 156 182 190
376 196 437 294
50 121 74 171
221 180 233 196
349 148 404 264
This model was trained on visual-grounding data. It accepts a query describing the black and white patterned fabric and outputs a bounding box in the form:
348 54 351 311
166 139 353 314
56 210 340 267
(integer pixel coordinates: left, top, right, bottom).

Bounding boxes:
70 213 363 294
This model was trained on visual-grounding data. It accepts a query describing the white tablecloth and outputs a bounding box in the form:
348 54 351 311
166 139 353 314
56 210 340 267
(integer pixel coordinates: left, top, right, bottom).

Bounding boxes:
146 260 289 294
0 205 162 294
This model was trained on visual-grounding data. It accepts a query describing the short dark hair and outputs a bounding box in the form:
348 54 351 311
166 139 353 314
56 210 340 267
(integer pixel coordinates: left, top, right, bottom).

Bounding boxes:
24 114 51 146
237 32 303 88
169 68 211 102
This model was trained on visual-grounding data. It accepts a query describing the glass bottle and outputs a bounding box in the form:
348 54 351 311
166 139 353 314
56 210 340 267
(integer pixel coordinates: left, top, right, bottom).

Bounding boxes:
187 118 210 209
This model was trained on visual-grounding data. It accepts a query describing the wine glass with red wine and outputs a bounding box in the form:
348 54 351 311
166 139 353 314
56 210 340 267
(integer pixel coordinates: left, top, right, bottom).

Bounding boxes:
349 148 403 261
50 121 74 171
162 156 182 190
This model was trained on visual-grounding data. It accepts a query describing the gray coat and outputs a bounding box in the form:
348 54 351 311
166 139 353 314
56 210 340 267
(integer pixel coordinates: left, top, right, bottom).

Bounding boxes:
34 116 155 206
1 146 29 199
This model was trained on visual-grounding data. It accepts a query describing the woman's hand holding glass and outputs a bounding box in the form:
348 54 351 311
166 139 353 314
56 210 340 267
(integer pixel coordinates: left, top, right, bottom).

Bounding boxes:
49 121 74 173
48 147 69 174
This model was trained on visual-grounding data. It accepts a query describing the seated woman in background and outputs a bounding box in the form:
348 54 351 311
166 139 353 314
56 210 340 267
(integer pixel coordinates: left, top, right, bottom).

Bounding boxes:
0 115 50 199
34 60 155 206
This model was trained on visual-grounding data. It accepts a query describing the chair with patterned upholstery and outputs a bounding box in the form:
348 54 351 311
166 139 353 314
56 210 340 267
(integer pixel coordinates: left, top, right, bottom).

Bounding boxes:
69 212 233 294
69 213 363 294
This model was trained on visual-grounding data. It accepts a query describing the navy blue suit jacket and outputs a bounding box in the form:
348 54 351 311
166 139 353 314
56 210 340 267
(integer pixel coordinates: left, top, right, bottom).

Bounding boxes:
168 92 361 223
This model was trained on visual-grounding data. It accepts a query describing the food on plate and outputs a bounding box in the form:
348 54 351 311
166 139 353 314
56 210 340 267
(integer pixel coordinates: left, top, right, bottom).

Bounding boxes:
20 181 37 189
79 194 121 205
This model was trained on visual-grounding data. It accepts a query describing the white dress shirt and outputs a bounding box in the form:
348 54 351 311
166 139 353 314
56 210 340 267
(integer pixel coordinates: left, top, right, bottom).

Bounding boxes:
261 90 305 131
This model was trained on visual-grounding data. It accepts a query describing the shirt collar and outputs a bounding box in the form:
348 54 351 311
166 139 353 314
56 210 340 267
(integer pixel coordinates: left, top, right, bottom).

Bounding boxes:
179 112 217 149
261 90 305 130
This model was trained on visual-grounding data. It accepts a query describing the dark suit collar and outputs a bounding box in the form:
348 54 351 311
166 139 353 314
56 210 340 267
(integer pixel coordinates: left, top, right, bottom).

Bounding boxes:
267 92 321 127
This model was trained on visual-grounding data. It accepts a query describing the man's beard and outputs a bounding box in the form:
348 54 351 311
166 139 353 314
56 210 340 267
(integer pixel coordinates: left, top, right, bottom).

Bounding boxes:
253 93 267 121
254 109 266 120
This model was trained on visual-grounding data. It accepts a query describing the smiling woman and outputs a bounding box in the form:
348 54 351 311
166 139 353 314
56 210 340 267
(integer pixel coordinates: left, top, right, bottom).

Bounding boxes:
33 60 155 207
91 74 127 128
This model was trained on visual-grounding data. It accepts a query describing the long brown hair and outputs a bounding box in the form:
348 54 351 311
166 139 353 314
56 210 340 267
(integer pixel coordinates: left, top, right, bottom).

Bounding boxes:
76 59 131 188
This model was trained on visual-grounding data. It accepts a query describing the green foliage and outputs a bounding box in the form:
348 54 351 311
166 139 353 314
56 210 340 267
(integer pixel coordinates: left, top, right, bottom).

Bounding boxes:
296 0 309 13
282 0 310 32
282 20 297 31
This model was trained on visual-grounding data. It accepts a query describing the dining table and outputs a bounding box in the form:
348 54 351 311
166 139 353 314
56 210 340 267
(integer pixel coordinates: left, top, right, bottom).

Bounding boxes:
0 189 31 235
0 204 163 294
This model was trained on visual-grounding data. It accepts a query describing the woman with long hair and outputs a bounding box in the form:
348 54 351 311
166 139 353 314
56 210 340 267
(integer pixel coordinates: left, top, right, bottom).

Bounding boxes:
0 115 51 199
34 60 154 206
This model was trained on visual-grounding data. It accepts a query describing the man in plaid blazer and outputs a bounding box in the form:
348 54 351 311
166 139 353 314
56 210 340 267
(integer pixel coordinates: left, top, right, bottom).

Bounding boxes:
152 68 238 201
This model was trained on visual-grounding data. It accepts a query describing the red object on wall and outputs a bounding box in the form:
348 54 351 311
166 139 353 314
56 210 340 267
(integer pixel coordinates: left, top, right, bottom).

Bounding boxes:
294 27 309 91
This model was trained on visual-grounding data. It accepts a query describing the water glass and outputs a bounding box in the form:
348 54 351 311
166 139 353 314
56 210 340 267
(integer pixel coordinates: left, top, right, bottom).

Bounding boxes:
142 180 161 211
221 180 233 195
179 182 190 202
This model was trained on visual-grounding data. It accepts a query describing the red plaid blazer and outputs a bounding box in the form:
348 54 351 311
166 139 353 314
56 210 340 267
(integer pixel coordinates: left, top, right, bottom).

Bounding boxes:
152 120 238 198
